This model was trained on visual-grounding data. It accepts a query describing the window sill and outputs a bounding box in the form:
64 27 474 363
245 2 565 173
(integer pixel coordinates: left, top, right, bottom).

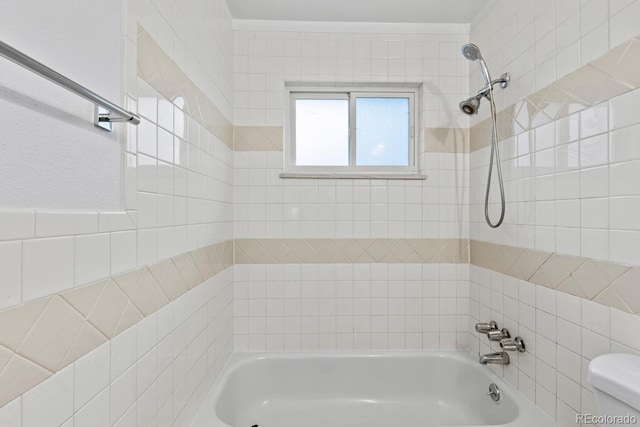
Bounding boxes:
279 172 427 180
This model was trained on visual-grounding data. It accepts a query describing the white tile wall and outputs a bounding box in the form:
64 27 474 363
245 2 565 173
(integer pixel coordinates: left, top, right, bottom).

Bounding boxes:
234 151 469 239
469 2 640 425
233 29 470 129
131 78 234 255
232 27 473 244
234 263 469 351
470 86 640 267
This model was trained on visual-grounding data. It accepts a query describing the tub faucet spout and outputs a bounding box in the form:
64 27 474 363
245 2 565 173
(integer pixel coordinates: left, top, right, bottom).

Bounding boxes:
479 352 510 365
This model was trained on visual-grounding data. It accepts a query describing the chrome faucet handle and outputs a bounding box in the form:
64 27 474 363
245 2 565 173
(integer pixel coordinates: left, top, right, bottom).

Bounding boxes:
487 328 510 341
475 321 498 334
500 337 526 352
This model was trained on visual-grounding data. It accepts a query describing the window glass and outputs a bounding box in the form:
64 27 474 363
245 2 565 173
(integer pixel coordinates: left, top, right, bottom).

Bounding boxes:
295 99 349 166
355 97 410 166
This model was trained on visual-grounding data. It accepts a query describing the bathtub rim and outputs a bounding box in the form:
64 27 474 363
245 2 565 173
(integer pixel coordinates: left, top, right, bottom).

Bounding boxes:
189 349 558 427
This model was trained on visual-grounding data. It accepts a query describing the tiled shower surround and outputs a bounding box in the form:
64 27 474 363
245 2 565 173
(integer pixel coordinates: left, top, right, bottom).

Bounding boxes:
231 26 474 352
1 0 640 427
468 64 640 425
467 1 640 426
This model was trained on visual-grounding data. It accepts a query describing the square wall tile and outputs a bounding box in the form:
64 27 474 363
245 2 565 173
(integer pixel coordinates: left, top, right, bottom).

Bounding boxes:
73 388 109 427
74 341 110 410
22 365 73 427
0 397 20 427
111 231 137 275
0 242 21 310
609 88 640 130
22 237 74 302
0 211 34 241
75 234 111 286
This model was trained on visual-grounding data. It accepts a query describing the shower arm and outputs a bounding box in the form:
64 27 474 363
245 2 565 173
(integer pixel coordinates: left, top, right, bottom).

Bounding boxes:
475 73 510 99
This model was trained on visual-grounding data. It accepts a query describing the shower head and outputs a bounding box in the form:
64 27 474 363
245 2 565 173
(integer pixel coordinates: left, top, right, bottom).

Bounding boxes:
459 96 480 116
459 43 509 117
462 43 491 86
462 43 482 61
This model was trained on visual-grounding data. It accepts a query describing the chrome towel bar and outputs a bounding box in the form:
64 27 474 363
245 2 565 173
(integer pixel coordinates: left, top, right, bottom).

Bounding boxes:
0 39 140 131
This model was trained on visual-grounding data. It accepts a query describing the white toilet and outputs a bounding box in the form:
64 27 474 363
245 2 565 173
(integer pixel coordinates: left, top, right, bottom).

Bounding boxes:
587 354 640 426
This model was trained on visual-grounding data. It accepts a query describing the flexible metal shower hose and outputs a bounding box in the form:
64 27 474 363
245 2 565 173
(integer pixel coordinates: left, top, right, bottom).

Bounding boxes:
484 86 506 228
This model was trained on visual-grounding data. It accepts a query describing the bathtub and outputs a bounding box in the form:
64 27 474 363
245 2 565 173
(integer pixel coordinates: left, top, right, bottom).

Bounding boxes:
191 351 557 427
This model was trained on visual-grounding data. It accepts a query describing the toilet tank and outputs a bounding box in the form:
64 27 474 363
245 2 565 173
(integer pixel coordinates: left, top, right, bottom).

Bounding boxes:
587 354 640 426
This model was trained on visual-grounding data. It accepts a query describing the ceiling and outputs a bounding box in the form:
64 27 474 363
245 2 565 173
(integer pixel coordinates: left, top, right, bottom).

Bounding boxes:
226 0 488 24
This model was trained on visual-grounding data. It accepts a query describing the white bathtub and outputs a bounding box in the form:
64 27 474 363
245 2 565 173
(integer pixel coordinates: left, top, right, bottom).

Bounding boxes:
191 351 557 427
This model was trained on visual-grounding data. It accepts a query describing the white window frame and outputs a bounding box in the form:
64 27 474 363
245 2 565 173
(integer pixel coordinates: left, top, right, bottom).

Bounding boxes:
283 86 421 179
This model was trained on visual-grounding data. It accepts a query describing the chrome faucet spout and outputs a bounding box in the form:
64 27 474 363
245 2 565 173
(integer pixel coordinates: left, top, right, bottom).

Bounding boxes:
479 352 510 365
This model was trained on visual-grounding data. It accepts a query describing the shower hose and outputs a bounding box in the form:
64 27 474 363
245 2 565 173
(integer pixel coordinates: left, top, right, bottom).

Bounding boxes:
484 86 506 228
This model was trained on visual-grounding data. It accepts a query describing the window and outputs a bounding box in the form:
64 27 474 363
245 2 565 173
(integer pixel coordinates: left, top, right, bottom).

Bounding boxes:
284 87 419 177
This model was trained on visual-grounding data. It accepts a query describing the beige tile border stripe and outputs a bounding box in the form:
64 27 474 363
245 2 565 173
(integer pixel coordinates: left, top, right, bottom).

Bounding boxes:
234 126 284 151
470 240 640 315
424 127 469 154
470 36 640 152
0 240 233 407
137 26 233 149
233 126 469 153
235 238 469 264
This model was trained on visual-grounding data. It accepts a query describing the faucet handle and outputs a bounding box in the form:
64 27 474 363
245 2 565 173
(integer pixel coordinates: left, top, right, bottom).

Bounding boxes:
500 336 526 352
488 328 510 341
475 321 498 334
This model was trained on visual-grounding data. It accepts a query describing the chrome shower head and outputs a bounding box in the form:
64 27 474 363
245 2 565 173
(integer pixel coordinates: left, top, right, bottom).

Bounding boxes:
462 43 482 61
459 96 480 116
462 43 491 87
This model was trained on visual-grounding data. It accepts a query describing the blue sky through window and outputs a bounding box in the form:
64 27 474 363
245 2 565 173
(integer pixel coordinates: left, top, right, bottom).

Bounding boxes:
356 97 409 166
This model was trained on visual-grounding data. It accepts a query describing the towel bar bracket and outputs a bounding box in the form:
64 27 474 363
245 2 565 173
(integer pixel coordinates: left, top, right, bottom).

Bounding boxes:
94 106 135 132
